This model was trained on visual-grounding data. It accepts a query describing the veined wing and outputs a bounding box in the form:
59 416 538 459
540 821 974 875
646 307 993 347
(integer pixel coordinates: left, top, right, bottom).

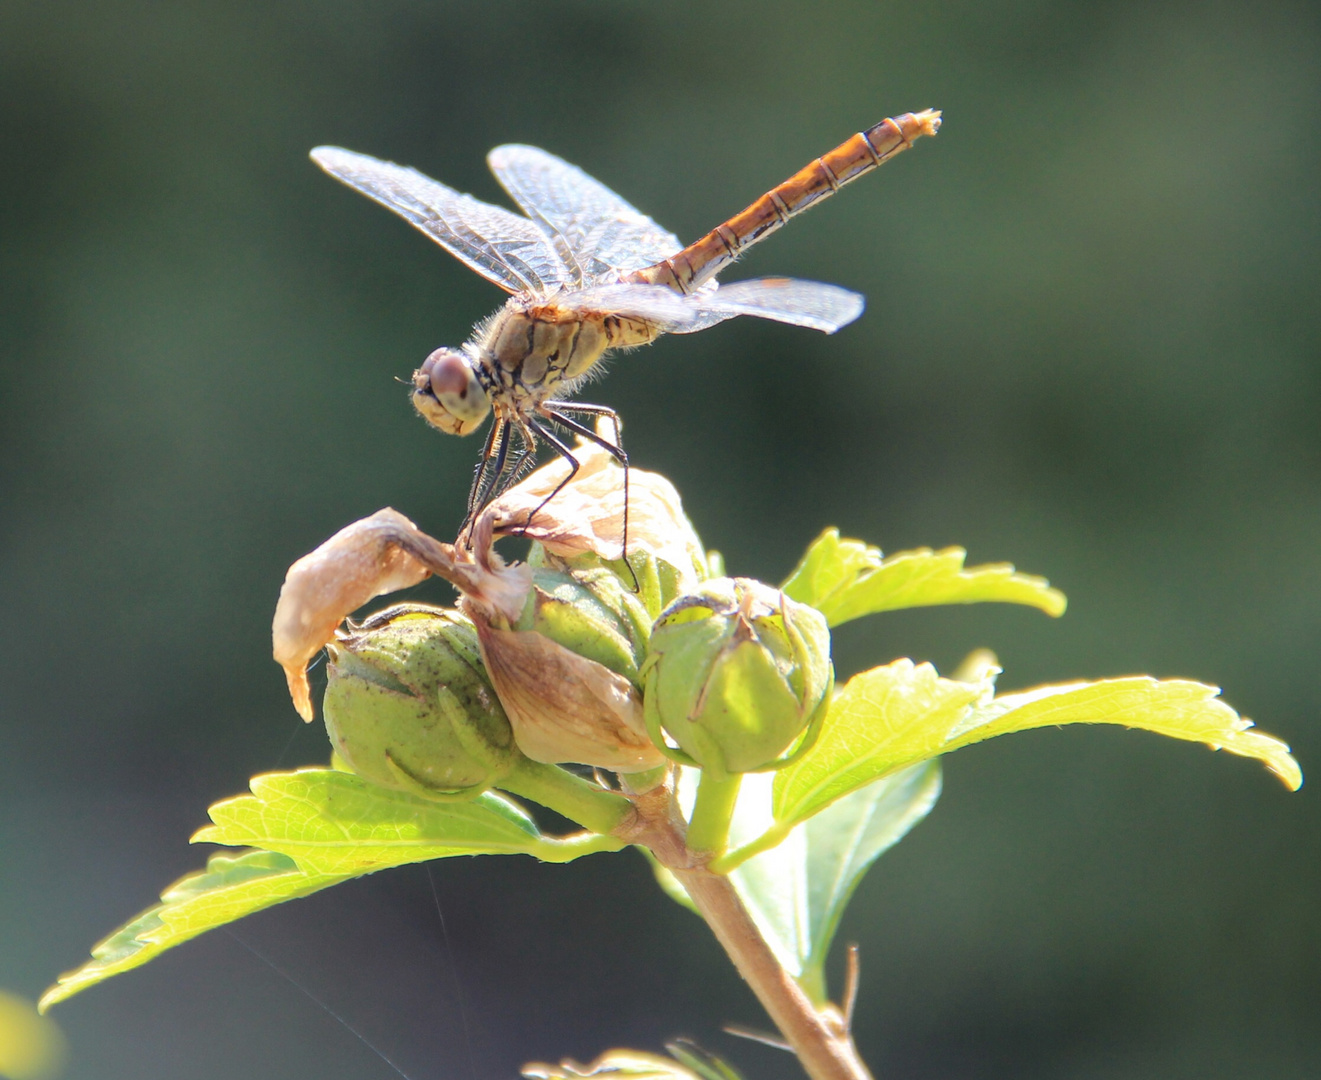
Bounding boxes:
487 145 682 282
556 283 701 330
311 146 571 295
674 277 865 335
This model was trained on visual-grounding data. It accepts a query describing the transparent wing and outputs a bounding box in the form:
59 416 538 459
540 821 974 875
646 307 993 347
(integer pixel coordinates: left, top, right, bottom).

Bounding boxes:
674 277 866 335
312 146 571 295
487 145 683 282
556 283 700 330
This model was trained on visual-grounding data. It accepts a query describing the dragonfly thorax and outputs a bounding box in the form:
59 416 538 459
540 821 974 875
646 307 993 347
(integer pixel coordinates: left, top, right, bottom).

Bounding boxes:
410 301 659 438
472 299 660 413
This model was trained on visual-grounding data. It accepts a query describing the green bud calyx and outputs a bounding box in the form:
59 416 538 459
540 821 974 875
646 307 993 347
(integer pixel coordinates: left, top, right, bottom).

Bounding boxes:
642 578 834 776
323 604 519 799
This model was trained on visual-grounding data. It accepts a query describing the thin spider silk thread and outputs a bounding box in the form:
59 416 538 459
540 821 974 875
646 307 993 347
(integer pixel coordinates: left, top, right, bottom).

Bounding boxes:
225 928 420 1080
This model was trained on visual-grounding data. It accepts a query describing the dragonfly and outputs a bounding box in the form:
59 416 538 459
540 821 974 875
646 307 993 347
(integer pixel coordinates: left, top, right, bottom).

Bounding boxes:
312 108 940 539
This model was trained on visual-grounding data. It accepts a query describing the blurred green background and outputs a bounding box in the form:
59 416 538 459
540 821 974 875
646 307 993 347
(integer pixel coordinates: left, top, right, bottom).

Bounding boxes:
2 1 1317 1077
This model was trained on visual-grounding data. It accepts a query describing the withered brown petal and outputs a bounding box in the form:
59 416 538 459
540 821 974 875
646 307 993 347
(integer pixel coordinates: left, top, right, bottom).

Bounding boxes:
272 509 436 721
475 620 666 773
476 443 705 578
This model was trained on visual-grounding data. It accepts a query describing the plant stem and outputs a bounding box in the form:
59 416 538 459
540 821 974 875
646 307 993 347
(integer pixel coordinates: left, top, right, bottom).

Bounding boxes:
499 758 634 835
674 865 872 1080
623 781 870 1080
685 771 742 856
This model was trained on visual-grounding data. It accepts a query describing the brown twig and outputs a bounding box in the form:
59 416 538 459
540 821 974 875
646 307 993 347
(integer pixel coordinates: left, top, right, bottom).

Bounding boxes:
621 776 873 1080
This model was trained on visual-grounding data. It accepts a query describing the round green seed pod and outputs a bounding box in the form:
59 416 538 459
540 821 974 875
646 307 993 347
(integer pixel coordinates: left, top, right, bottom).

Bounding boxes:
642 578 833 776
323 604 518 799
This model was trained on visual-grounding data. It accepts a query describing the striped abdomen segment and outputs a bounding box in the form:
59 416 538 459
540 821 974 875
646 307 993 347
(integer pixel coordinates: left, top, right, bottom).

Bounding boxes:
629 109 940 295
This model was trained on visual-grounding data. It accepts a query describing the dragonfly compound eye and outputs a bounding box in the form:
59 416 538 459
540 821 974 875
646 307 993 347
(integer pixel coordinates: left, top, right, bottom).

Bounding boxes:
412 348 491 436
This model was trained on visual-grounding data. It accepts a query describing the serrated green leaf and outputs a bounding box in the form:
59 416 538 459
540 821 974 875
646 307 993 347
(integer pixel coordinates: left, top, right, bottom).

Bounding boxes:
771 660 988 831
947 677 1303 790
194 767 624 873
782 529 1066 625
767 663 1299 845
44 768 624 1010
780 529 880 610
40 850 349 1012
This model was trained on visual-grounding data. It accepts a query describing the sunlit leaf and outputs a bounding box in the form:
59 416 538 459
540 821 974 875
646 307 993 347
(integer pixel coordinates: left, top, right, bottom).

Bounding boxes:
796 761 941 998
193 767 623 873
742 662 1300 866
727 764 941 1001
948 677 1303 790
40 849 348 1011
782 529 1066 625
771 660 988 831
43 768 624 1010
780 530 879 610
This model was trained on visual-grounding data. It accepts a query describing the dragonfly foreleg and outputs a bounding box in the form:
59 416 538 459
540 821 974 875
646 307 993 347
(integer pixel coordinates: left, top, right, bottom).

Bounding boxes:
460 417 514 544
466 417 506 515
501 424 540 491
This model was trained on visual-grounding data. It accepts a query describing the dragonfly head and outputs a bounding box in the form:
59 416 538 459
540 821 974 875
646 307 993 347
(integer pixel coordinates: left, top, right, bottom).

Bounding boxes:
412 348 491 436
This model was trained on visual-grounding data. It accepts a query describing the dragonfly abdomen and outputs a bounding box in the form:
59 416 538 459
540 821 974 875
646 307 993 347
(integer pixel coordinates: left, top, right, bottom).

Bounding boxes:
631 109 940 296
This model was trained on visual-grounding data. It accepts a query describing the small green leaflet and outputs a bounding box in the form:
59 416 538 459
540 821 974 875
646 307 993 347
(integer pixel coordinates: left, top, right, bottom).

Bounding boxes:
762 661 1299 843
524 1051 700 1080
795 762 941 1000
663 762 941 1004
664 1039 746 1080
42 768 623 1010
40 850 350 1011
725 765 941 1003
781 529 1066 625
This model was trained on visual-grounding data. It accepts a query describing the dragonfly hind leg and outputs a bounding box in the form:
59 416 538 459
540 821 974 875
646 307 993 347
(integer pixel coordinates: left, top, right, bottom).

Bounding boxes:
534 402 637 590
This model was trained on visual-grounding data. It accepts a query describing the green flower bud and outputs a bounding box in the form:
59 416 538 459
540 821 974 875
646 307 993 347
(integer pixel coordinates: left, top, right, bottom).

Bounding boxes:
516 550 655 686
642 578 833 776
323 604 519 799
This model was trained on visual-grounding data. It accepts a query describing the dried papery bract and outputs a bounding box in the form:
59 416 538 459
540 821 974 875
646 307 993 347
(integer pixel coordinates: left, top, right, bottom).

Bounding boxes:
271 445 710 772
473 441 708 586
476 620 665 772
272 508 531 720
